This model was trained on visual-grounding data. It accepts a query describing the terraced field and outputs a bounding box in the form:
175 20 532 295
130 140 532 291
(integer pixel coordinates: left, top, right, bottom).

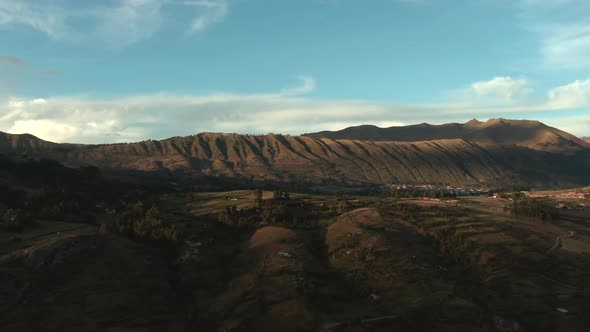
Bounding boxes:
2 187 590 331
391 197 590 331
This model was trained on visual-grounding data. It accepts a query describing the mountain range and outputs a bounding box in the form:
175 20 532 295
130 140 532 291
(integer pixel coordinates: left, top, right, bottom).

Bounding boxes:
1 119 589 188
305 118 589 154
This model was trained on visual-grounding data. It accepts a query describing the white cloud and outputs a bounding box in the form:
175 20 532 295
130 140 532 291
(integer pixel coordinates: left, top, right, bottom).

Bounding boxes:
468 77 533 102
0 0 230 48
547 79 590 109
280 76 317 96
519 0 590 70
538 113 590 138
535 22 590 70
2 76 590 143
10 119 80 143
186 0 228 34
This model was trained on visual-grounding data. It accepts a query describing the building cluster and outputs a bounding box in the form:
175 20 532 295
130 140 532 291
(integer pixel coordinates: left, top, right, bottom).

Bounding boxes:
526 191 588 199
389 184 488 196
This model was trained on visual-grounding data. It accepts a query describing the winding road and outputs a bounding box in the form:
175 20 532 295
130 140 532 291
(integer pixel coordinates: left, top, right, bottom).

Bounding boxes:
546 231 574 254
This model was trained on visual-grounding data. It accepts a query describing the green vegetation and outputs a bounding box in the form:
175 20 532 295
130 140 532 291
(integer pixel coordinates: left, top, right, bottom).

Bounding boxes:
215 190 332 228
507 197 559 221
112 202 179 242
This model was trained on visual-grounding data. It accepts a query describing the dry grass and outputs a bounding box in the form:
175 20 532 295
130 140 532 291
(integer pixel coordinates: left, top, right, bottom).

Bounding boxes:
561 237 590 254
249 227 297 249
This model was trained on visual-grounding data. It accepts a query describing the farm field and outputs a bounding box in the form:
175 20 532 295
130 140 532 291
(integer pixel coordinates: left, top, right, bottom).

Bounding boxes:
1 186 590 331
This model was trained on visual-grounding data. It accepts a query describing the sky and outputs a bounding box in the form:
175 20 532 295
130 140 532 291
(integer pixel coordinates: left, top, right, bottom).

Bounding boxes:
0 0 589 143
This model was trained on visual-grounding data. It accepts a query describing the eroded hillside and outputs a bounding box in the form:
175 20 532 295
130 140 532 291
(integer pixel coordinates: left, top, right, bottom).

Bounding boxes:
1 119 589 188
305 118 590 153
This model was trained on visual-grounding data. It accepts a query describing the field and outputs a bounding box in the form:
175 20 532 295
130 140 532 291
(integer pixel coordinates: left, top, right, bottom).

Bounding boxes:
1 187 590 331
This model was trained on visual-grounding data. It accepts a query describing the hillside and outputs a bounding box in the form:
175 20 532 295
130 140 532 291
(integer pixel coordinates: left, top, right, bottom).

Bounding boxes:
305 118 590 153
0 119 589 188
0 132 58 153
583 137 590 144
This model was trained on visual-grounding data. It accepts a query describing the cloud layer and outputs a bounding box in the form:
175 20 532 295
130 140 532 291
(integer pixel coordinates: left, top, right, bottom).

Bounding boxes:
520 0 590 70
0 0 229 48
1 76 589 144
468 77 533 102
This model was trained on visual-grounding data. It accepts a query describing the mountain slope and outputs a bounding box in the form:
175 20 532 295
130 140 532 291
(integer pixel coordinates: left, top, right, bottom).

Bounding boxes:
0 119 588 188
0 132 58 152
33 135 508 185
305 118 590 153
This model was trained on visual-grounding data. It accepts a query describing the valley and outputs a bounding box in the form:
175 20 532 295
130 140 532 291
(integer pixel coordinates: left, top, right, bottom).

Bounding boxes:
3 2 589 330
2 178 590 331
1 118 589 331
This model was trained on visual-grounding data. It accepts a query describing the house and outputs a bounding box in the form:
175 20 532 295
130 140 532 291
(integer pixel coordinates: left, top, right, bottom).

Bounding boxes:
278 251 292 258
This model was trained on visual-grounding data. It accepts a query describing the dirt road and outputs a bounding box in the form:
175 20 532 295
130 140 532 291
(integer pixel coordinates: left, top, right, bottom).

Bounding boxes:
546 231 575 254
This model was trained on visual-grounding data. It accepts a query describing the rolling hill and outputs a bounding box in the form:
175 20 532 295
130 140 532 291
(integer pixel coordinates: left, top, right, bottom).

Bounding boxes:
0 119 589 188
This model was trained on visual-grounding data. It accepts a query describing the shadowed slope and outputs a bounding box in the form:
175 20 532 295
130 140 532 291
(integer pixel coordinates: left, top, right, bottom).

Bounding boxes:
305 118 590 153
40 135 506 185
0 119 588 187
0 132 58 152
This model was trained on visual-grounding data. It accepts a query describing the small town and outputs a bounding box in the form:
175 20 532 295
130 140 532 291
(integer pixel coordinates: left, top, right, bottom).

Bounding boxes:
389 183 489 196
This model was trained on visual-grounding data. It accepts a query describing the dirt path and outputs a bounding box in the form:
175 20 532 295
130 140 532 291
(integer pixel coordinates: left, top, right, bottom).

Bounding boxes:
546 231 575 254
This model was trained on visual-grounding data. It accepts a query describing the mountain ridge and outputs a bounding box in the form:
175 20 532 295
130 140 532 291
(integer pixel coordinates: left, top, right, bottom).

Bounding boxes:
304 118 590 153
1 118 589 188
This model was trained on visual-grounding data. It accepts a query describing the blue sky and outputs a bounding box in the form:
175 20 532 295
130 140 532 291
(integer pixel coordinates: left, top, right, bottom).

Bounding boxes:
0 0 589 143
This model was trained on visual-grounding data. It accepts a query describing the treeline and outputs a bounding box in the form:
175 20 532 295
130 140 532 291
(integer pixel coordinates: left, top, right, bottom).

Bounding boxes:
218 206 259 227
218 189 342 228
109 202 179 242
0 154 167 233
506 197 558 221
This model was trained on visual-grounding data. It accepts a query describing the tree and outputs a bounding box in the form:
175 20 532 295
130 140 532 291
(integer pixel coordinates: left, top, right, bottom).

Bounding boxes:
255 189 263 211
509 197 558 221
218 207 234 225
273 190 281 200
262 203 289 224
273 204 288 222
337 200 351 214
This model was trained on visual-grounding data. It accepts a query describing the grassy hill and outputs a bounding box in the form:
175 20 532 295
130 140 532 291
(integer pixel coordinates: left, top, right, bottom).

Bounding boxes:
1 119 589 188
